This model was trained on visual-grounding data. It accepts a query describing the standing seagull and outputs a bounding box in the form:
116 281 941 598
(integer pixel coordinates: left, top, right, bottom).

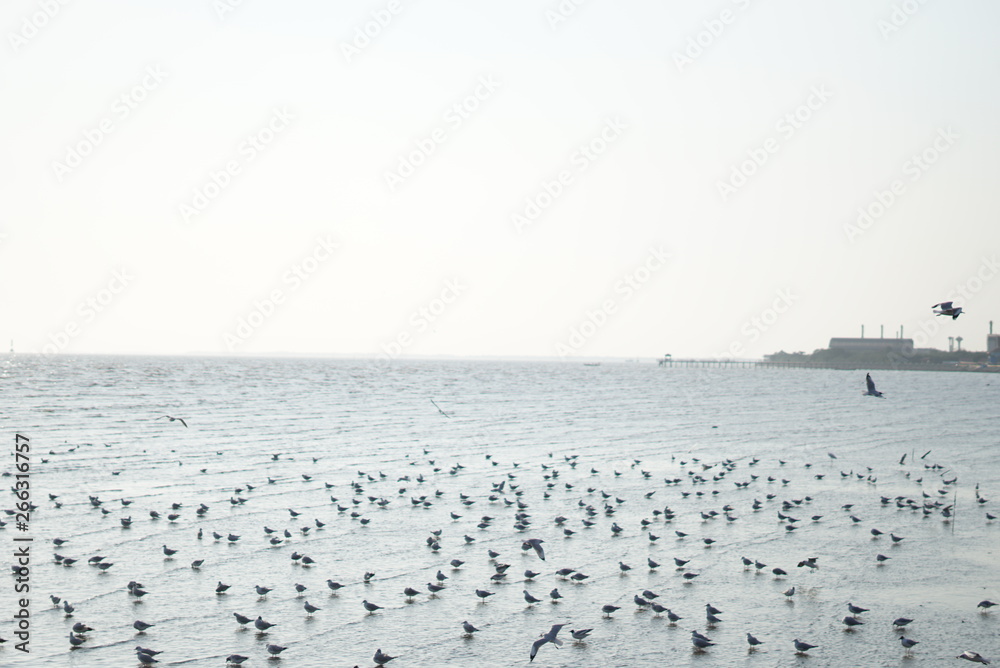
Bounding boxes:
932 301 963 319
373 648 396 665
793 639 818 654
157 415 188 427
864 373 885 398
530 624 565 662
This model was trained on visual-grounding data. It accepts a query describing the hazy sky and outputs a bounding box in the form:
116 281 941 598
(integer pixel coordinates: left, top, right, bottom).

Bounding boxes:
3 0 999 359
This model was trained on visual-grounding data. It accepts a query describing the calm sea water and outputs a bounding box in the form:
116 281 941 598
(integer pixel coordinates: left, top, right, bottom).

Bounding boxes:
0 355 997 667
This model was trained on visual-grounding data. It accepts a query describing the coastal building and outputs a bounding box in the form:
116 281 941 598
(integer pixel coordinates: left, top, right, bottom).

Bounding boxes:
828 337 914 354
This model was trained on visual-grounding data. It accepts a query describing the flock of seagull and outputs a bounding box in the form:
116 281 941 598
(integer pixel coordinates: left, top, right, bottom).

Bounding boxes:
5 376 997 667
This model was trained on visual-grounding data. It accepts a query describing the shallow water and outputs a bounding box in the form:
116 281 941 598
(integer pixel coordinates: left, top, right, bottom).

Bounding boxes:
0 355 997 667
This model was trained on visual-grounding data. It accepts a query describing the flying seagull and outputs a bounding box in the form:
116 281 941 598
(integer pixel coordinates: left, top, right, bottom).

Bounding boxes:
957 651 991 665
430 400 451 418
524 539 545 561
864 373 884 398
158 415 188 427
530 624 565 662
932 301 963 319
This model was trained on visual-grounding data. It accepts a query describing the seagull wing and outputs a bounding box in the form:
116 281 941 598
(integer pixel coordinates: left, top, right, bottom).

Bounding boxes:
934 301 953 310
866 374 877 393
532 540 545 561
530 637 547 661
177 417 188 428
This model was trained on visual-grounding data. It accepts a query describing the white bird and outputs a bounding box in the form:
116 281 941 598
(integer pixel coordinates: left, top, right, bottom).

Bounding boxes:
957 651 991 665
570 628 592 640
530 624 565 661
932 301 963 319
864 373 885 398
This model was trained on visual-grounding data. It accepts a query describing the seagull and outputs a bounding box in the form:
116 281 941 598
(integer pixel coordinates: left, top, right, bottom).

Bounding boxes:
233 613 252 626
363 600 382 613
793 639 818 654
132 620 154 632
957 651 991 664
892 617 913 628
549 588 563 601
932 301 963 319
462 621 479 636
691 635 714 650
864 373 885 398
900 636 919 652
978 600 998 610
254 616 276 631
570 629 592 640
524 538 546 561
303 601 321 614
266 644 287 657
747 632 764 648
847 602 869 615
530 624 565 662
136 650 158 664
844 615 864 628
475 589 495 601
226 656 250 665
373 648 396 665
524 590 542 604
430 399 451 418
157 415 188 427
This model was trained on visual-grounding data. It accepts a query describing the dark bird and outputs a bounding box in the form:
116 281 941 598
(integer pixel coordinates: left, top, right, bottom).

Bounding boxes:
157 415 188 427
430 399 451 418
793 638 818 654
956 651 991 664
932 301 963 319
864 373 884 398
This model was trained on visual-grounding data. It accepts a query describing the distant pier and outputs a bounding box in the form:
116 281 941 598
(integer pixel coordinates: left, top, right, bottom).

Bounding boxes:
657 356 1000 372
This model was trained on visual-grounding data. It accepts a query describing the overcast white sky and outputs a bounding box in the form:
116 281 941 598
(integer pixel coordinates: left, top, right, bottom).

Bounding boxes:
2 0 999 359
